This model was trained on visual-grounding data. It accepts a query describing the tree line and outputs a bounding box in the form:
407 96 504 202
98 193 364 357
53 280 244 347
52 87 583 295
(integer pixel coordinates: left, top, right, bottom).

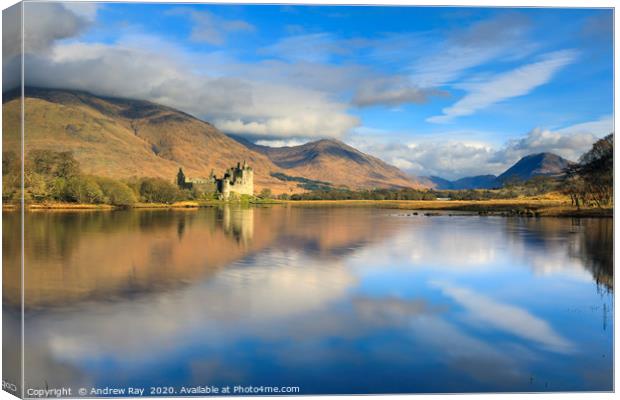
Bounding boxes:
3 134 613 207
2 150 196 206
562 134 613 208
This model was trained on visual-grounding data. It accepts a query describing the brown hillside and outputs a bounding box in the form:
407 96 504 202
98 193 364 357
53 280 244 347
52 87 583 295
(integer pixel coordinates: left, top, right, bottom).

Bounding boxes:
3 88 423 193
3 88 294 193
240 138 427 189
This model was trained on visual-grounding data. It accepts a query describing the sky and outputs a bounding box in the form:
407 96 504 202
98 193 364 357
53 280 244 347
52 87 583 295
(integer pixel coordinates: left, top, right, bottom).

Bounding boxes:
3 1 614 179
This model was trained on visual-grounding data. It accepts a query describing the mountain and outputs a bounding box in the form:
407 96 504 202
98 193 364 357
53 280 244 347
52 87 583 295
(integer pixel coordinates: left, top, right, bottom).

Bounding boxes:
497 152 572 183
424 153 572 190
2 88 422 193
420 176 455 190
452 175 499 189
233 136 426 189
3 87 297 192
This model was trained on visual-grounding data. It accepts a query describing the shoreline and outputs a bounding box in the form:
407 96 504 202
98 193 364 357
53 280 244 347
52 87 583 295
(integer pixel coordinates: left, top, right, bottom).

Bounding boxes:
3 199 612 217
285 199 613 218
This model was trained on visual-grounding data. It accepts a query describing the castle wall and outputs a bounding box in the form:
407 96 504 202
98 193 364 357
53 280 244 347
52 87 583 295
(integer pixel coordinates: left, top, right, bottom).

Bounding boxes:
218 164 254 200
184 163 253 200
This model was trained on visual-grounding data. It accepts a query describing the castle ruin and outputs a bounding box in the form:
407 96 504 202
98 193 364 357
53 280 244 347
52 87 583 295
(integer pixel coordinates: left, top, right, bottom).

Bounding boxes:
216 162 254 200
178 162 254 200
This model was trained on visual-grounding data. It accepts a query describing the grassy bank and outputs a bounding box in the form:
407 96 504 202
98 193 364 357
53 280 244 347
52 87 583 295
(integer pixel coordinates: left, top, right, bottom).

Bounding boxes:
26 203 115 210
3 198 612 217
3 198 283 211
284 198 613 217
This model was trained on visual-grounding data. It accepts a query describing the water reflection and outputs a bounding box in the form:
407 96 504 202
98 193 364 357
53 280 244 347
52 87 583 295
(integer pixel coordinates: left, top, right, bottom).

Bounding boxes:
2 208 613 393
504 218 613 290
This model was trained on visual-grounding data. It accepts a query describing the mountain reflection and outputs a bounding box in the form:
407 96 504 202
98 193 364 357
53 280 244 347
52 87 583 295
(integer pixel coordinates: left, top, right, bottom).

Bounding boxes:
2 208 613 393
2 209 613 310
4 206 401 309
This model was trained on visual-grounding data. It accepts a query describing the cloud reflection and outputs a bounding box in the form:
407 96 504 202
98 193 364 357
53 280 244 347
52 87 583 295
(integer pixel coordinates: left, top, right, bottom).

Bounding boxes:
433 281 574 353
13 208 612 392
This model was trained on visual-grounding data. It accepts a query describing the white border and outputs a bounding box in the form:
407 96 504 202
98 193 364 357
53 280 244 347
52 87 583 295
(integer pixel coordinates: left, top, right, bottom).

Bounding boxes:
0 2 616 400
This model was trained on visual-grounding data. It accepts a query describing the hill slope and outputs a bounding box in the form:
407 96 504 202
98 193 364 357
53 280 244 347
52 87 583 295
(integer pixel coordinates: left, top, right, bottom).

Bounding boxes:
497 152 571 183
423 153 572 190
3 88 296 192
235 137 426 189
4 88 421 193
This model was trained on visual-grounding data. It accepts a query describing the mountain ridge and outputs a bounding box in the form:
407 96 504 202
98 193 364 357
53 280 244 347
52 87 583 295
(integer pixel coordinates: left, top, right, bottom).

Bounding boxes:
497 152 572 183
3 87 424 193
232 135 426 189
422 152 573 190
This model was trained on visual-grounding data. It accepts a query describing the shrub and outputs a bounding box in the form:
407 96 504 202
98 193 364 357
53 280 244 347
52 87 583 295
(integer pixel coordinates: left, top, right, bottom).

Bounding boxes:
65 176 104 204
24 172 49 202
258 188 272 199
94 177 137 206
139 177 180 203
27 150 80 178
2 172 20 202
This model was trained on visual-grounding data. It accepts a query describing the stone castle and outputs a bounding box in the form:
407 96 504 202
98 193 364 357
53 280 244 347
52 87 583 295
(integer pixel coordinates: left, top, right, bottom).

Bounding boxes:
179 162 254 200
216 162 254 200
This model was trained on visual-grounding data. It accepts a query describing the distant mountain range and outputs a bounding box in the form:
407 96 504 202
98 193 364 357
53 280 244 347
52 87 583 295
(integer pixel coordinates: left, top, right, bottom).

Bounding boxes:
2 88 425 193
422 152 573 190
3 88 579 193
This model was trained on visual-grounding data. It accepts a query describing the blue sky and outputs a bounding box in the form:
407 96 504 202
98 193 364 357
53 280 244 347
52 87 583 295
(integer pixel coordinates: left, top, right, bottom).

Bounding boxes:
9 2 614 179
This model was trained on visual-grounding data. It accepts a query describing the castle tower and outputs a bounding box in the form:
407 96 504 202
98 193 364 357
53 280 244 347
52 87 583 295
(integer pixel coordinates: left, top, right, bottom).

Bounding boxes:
210 162 255 199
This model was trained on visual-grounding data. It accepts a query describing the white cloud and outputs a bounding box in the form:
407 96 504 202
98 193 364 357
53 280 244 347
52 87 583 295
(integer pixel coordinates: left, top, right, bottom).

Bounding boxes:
494 115 612 165
61 2 100 21
556 115 613 136
260 33 350 63
409 13 533 88
2 2 93 60
428 50 577 123
23 2 93 55
411 44 507 90
390 158 415 170
3 2 96 91
23 38 359 138
352 137 501 179
351 117 607 179
352 76 447 107
185 10 255 45
6 3 362 138
257 15 535 110
255 139 310 147
7 5 363 138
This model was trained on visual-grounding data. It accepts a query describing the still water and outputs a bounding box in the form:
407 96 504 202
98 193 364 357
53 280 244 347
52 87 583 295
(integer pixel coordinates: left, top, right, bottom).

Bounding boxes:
3 206 614 394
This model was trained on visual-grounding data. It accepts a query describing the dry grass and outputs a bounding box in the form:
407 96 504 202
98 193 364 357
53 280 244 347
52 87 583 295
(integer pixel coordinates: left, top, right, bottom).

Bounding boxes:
283 197 612 217
132 201 202 209
285 198 560 208
28 203 115 211
10 199 613 217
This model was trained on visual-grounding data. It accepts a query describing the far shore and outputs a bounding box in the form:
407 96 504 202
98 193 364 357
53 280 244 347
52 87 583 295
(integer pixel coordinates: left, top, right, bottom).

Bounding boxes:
284 199 613 218
2 199 612 218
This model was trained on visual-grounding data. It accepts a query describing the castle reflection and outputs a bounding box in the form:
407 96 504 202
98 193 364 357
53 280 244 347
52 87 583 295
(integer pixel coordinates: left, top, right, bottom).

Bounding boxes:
1 208 613 393
2 208 614 311
3 206 400 310
221 206 254 245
